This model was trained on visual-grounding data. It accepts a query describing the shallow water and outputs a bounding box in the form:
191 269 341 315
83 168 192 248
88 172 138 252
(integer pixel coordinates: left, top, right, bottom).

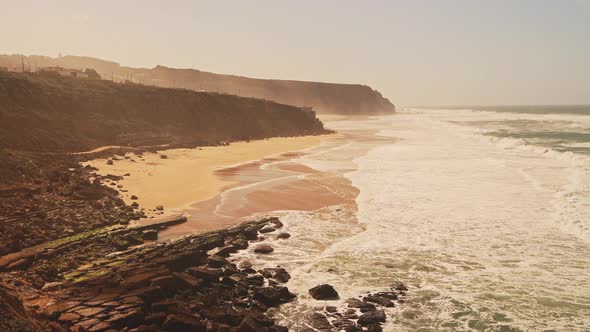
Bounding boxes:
233 110 590 331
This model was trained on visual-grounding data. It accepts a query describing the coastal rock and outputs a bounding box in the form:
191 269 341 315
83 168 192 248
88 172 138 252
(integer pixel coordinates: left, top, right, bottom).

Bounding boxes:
238 261 253 270
253 287 282 306
161 313 206 332
310 312 332 330
357 309 386 326
187 267 222 281
253 244 274 254
363 295 395 307
259 226 276 234
208 255 229 268
261 268 290 283
142 229 158 241
309 284 339 300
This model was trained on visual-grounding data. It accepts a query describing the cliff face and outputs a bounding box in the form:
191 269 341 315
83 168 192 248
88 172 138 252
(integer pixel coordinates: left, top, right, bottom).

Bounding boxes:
0 54 395 115
0 72 326 153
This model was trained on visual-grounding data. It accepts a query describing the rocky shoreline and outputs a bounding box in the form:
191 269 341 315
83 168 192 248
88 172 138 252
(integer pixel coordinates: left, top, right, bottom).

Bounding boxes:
0 135 406 331
1 216 298 331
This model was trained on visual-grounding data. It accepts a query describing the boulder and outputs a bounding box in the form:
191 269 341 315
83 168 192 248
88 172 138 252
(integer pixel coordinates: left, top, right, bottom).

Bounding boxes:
309 284 339 300
259 226 276 234
261 268 290 283
357 309 386 326
253 287 282 306
253 244 273 254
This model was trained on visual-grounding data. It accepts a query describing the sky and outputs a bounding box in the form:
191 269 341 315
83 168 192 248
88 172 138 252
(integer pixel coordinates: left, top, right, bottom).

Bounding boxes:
1 0 589 106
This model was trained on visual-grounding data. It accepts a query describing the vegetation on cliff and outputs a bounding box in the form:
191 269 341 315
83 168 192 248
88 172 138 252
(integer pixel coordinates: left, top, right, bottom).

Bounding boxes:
0 71 326 153
1 54 396 115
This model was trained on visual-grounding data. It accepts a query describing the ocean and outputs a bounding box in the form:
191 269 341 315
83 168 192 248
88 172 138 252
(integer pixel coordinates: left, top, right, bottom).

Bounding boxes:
232 106 590 331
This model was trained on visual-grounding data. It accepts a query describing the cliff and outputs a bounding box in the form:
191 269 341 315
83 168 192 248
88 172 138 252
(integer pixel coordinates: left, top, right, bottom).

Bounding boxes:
0 71 326 153
0 54 395 115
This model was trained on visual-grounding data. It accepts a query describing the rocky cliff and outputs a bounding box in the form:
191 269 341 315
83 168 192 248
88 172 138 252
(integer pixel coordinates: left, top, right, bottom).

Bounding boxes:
0 54 395 115
0 71 326 153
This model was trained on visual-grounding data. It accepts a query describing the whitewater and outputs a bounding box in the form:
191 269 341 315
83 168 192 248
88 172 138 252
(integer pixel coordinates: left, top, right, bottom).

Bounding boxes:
233 108 590 331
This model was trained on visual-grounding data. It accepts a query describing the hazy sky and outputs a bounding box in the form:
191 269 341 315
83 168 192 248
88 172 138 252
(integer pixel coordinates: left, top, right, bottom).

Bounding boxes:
2 0 589 106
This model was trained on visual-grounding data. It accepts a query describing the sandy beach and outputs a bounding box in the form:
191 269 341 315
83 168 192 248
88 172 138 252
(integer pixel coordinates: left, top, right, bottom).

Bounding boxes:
86 135 327 213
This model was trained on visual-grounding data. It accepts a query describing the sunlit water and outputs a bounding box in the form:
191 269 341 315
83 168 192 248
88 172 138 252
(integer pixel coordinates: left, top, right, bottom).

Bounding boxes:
232 108 590 331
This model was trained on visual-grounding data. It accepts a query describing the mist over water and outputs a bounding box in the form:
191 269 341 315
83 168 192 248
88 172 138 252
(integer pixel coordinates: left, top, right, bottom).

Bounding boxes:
233 108 590 331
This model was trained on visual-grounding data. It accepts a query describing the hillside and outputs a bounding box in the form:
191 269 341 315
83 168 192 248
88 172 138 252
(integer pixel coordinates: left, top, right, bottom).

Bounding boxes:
0 71 327 153
0 54 396 115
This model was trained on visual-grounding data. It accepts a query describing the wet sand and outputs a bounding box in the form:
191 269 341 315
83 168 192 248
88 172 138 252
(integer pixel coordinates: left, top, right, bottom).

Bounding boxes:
86 135 325 212
87 117 397 240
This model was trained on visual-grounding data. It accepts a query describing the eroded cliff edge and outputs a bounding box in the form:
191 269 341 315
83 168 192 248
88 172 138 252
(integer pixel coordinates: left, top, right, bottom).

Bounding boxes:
0 54 396 115
0 71 327 153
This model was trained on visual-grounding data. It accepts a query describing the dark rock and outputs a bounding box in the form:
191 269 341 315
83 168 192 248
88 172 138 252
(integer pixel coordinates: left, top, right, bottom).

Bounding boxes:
160 154 168 159
242 227 258 240
259 226 276 233
253 287 282 306
357 309 386 326
107 159 114 165
253 244 273 254
261 268 290 283
231 238 248 250
142 229 158 241
245 274 265 286
150 275 186 292
391 281 408 291
130 195 138 200
310 312 333 330
270 219 284 228
276 232 291 239
187 267 222 281
162 313 206 332
155 205 164 210
238 261 252 270
152 251 203 271
151 299 178 312
363 295 395 307
173 272 203 288
144 312 167 325
106 308 144 329
238 315 268 332
309 284 339 300
208 255 229 268
346 298 376 312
